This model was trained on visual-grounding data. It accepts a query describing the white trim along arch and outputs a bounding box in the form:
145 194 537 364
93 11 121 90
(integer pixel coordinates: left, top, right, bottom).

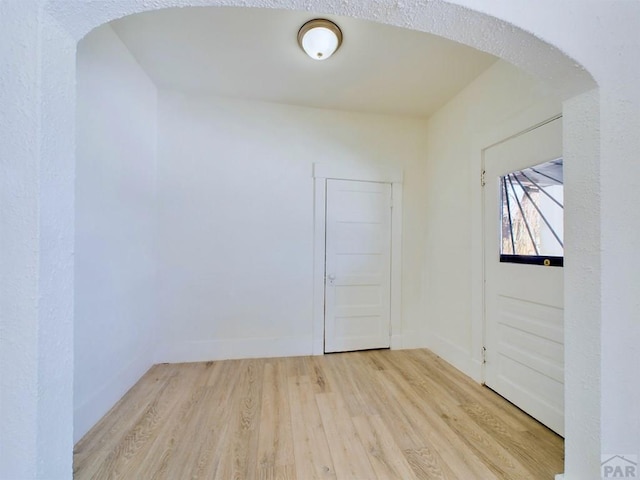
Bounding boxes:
6 1 640 479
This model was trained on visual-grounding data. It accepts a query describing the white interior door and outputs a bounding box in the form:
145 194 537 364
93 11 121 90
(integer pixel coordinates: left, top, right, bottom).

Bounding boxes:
324 179 392 353
484 118 565 435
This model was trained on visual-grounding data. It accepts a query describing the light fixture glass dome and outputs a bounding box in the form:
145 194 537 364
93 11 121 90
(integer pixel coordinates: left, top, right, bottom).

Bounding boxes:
298 19 343 61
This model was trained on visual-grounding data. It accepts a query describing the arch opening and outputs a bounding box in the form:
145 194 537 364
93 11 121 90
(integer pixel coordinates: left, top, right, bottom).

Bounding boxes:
29 1 603 478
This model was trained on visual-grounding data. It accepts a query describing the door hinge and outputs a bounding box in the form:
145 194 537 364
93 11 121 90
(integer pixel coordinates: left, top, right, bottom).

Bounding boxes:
482 346 487 364
481 170 486 187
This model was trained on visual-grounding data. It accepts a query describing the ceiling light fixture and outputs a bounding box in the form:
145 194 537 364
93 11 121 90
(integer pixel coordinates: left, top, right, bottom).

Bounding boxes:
298 19 343 61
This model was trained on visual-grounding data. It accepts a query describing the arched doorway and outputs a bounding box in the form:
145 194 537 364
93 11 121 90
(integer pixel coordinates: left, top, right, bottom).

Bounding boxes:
12 1 604 478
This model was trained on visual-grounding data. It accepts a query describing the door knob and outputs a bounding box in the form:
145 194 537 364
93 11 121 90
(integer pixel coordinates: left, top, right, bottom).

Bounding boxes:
327 274 336 282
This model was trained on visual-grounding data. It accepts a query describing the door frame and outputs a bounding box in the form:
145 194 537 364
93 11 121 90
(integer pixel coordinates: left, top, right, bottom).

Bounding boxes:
481 117 565 435
312 163 403 355
471 101 563 383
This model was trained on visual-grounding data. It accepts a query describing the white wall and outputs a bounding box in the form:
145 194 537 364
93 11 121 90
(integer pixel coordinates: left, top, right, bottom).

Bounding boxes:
422 60 561 374
3 1 640 478
0 2 45 477
74 23 158 443
156 92 429 362
562 88 601 480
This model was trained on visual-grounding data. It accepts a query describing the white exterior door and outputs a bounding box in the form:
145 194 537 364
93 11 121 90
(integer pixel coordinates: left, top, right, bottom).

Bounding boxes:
483 118 565 435
324 179 392 353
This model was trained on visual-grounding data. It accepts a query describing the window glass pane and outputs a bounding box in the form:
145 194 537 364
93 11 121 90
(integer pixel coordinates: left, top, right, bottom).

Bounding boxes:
500 158 563 258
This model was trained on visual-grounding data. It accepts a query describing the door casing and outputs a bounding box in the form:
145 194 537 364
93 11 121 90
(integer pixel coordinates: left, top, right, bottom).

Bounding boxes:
482 115 564 435
312 163 403 355
465 100 563 383
324 179 393 353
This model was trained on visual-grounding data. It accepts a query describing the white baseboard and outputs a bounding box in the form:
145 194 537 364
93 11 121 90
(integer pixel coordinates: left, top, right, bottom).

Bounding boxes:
155 336 313 364
391 331 424 350
426 333 482 382
554 474 564 480
312 336 324 356
469 358 484 383
74 343 155 443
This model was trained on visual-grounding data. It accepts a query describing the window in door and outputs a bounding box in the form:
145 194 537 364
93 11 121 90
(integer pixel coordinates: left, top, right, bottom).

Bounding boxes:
500 158 564 266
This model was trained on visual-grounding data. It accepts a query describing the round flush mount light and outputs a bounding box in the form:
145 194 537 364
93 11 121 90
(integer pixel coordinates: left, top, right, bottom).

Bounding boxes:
297 19 343 61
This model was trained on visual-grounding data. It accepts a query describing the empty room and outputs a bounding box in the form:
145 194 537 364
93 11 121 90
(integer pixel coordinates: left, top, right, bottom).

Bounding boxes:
71 6 566 478
3 2 639 480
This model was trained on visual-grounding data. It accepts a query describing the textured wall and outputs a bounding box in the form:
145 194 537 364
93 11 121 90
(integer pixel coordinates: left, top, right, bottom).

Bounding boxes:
0 1 77 478
0 3 42 478
563 88 601 480
36 14 77 479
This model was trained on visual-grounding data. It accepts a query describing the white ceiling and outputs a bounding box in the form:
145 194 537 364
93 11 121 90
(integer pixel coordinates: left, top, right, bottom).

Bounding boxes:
110 7 496 118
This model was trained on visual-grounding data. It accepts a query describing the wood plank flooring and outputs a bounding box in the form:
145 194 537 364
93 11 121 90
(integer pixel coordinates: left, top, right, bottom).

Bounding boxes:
74 349 563 479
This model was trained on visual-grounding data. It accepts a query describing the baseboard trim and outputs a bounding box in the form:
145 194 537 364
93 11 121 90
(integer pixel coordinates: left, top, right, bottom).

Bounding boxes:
391 331 423 350
74 343 155 443
155 336 314 364
469 358 484 383
312 336 324 356
426 334 482 382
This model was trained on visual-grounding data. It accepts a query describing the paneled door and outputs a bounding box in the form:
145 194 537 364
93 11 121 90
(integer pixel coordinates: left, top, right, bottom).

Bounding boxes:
324 179 392 353
484 117 565 435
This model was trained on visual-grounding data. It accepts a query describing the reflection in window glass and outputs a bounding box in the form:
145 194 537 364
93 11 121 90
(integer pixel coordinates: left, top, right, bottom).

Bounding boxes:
501 159 563 258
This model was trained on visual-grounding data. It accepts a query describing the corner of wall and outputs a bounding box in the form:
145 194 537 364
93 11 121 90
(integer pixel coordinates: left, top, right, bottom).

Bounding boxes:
73 342 156 443
74 20 160 443
422 59 562 388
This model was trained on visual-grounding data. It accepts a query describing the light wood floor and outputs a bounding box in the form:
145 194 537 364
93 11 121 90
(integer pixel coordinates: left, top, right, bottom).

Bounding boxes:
74 349 563 479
